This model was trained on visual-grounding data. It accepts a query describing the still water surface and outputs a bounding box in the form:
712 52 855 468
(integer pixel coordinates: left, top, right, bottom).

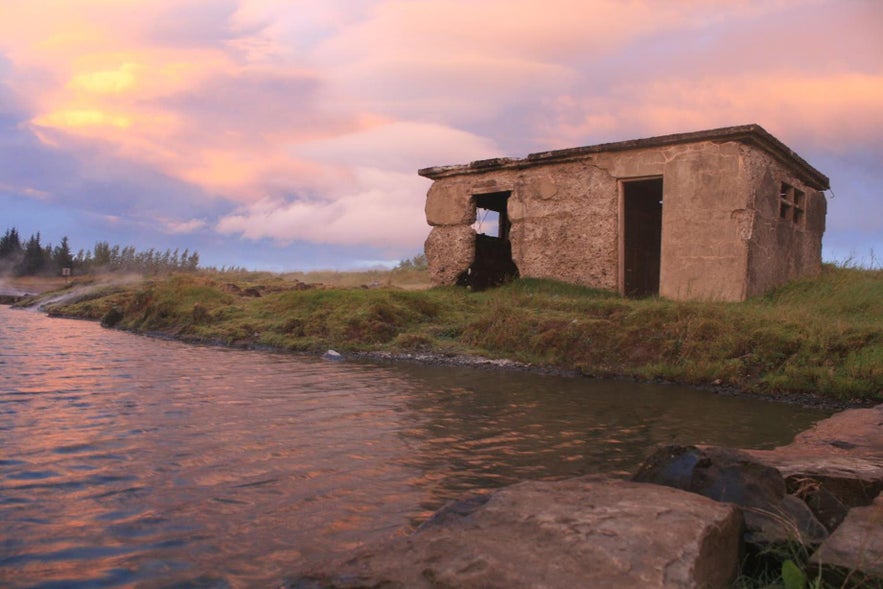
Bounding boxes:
0 306 829 587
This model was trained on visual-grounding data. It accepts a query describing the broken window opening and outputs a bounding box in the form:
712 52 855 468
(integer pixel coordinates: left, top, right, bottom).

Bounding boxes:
622 178 663 298
779 182 805 227
474 208 501 237
458 191 519 290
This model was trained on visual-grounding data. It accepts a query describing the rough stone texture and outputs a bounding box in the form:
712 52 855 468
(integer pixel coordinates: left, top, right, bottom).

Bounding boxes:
742 145 826 298
425 180 478 226
743 404 883 518
809 492 883 586
508 159 619 291
633 445 827 547
418 124 827 301
294 477 742 589
424 225 475 285
655 142 751 301
731 404 883 585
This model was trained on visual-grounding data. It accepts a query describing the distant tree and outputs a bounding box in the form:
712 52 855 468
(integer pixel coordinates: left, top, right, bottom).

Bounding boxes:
0 227 23 258
395 253 427 271
3 225 201 276
0 228 24 273
120 246 136 271
185 250 199 271
53 236 74 275
17 233 47 276
93 241 112 268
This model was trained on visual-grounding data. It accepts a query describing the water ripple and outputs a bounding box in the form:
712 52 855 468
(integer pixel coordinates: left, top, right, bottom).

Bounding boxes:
0 306 830 587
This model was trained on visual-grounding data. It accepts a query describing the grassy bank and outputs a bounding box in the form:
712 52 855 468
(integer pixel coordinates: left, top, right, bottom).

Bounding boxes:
36 264 882 402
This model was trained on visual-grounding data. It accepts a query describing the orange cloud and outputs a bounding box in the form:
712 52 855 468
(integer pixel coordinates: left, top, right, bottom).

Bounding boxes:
1 0 880 255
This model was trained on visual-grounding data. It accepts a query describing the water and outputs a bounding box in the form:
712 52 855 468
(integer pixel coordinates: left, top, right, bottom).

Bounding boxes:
0 306 829 587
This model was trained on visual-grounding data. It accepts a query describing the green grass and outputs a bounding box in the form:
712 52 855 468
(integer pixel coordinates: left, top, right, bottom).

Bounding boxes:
42 264 883 402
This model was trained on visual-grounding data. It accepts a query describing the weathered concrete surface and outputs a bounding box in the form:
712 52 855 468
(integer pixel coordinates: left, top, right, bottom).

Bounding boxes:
809 492 883 586
425 180 479 226
633 445 827 547
424 225 475 285
294 477 742 589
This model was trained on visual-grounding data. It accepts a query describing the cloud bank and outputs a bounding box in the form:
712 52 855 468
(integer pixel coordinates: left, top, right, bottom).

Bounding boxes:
0 0 880 268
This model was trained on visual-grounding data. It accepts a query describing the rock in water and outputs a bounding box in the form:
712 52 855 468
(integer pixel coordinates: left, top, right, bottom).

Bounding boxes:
322 349 343 361
632 445 828 547
292 476 742 588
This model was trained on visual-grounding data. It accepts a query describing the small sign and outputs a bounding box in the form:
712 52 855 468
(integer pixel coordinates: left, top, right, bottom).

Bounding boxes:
62 267 71 277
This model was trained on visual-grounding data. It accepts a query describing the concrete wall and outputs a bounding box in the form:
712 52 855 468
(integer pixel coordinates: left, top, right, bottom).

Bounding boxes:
742 146 826 298
423 139 825 301
654 141 752 301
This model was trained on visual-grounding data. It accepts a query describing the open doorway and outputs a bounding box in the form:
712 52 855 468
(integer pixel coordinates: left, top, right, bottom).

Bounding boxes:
622 178 663 297
458 191 519 289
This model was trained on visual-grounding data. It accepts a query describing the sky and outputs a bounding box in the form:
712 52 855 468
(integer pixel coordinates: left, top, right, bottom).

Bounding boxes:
1 0 881 271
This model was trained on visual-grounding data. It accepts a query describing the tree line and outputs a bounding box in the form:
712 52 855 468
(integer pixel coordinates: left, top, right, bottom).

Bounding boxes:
0 227 200 277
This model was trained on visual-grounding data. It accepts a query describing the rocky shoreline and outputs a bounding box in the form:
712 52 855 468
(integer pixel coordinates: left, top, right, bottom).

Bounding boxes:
289 404 883 588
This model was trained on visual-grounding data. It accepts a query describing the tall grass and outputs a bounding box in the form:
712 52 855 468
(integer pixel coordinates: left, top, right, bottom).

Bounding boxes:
44 264 882 402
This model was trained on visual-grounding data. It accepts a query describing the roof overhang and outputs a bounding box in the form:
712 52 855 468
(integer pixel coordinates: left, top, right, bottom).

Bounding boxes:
418 124 830 191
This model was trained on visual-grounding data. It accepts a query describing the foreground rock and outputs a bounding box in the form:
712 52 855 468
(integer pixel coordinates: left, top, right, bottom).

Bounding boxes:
809 492 883 587
292 477 742 589
633 404 883 586
744 404 883 586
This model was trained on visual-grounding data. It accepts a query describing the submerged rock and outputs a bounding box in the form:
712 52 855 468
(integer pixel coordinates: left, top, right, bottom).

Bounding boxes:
322 349 343 361
292 476 742 589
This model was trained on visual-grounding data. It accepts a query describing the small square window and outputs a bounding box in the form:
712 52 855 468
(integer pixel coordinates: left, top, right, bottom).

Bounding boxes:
779 182 805 227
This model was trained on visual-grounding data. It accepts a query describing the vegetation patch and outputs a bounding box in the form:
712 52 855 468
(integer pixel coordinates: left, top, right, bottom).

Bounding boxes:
40 264 883 403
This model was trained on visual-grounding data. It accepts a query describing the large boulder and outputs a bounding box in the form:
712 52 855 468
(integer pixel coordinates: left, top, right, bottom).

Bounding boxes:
292 476 742 588
632 445 827 546
809 492 883 587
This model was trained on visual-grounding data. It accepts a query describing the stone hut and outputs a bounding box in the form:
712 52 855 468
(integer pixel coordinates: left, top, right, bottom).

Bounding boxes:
419 124 829 301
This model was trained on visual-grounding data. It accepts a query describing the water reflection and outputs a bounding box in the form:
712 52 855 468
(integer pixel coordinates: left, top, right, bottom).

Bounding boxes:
0 307 829 587
382 363 828 518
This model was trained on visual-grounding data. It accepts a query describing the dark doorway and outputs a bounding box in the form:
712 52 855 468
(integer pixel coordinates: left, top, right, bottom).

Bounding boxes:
623 178 663 297
458 191 519 289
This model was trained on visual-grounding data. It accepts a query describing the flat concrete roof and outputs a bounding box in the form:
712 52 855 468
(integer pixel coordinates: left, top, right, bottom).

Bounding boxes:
418 124 830 190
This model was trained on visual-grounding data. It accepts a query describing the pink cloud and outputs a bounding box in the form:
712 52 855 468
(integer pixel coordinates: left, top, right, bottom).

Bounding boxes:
0 0 880 262
218 122 500 246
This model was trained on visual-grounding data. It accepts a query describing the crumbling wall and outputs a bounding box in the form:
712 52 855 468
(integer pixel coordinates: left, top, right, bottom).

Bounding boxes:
424 172 510 286
424 161 621 290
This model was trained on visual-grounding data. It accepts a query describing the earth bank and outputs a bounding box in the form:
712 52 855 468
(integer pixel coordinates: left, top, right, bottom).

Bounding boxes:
14 264 883 404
